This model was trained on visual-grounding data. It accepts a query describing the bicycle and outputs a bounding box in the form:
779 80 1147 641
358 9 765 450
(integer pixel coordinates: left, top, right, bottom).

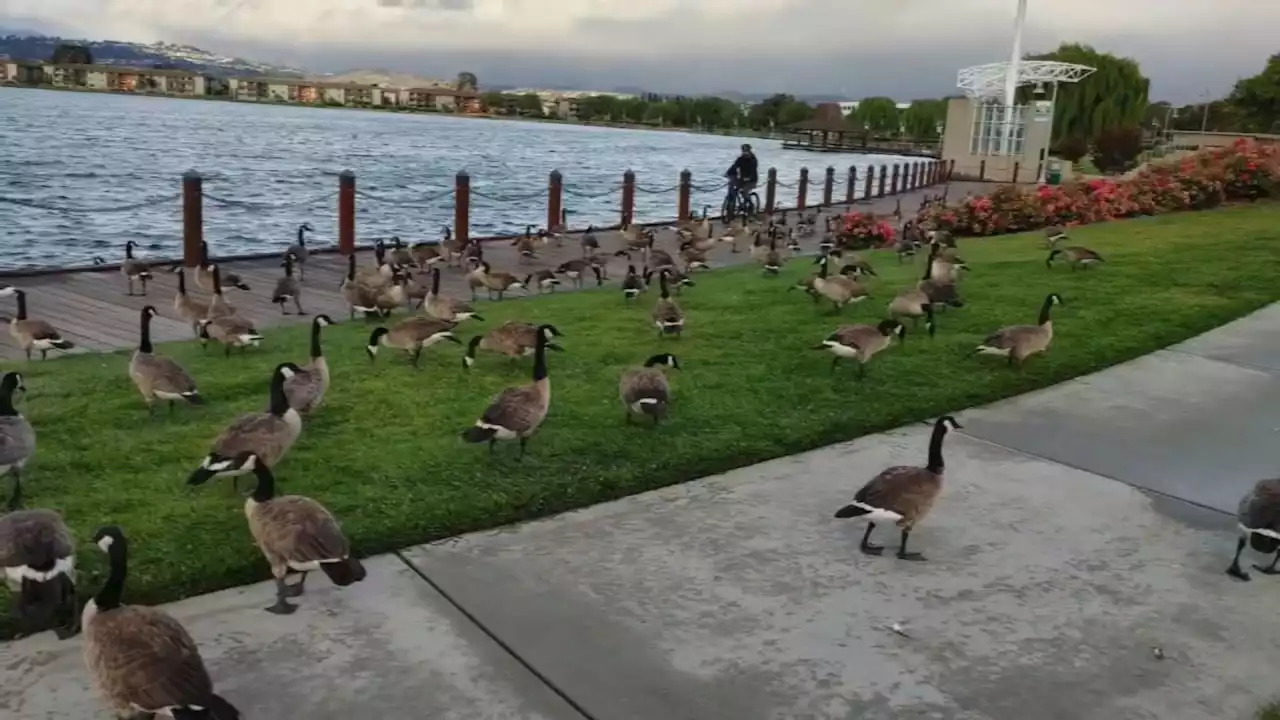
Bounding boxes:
721 181 761 224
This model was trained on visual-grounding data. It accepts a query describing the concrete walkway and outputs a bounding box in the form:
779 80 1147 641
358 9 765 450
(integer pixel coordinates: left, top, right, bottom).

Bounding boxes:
3 305 1278 720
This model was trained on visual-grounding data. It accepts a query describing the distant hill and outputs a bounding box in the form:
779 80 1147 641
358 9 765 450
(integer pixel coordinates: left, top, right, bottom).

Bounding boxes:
0 34 307 78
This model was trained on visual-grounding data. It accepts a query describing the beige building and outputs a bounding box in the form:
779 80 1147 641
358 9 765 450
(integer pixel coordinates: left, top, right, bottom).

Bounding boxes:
0 60 44 84
940 96 1053 182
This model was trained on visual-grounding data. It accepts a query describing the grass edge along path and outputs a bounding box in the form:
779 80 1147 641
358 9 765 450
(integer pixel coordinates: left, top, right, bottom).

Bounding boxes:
1 202 1279 640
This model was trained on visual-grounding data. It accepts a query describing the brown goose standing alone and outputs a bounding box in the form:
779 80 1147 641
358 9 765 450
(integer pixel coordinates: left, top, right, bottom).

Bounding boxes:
120 241 153 296
651 270 685 338
0 288 75 360
286 222 313 280
461 327 554 458
835 416 962 561
129 306 202 414
973 293 1063 367
813 319 906 377
271 252 305 315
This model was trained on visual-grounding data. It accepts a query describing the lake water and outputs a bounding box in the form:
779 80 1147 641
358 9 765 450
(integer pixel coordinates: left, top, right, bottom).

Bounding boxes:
0 87 914 270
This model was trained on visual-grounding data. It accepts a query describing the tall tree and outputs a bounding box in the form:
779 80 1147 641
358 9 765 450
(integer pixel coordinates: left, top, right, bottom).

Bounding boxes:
455 71 478 92
900 99 947 139
50 43 92 65
1226 53 1280 133
851 97 900 135
1023 43 1150 143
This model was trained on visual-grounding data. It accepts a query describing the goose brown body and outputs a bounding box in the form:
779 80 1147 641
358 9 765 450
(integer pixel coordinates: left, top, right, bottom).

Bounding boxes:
186 364 303 488
422 268 482 322
172 268 211 337
0 507 76 637
271 252 304 315
619 353 680 424
464 322 562 368
283 316 334 413
120 241 152 296
462 328 554 456
1 288 74 360
651 271 685 337
367 316 461 367
811 255 868 311
130 307 201 413
974 293 1063 366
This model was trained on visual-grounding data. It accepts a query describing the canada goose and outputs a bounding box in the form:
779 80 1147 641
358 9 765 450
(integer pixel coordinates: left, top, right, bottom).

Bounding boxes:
82 526 242 719
367 317 461 367
0 507 77 638
835 416 961 561
389 236 415 268
231 453 367 614
621 264 645 301
422 267 483 322
662 266 696 295
130 306 202 414
784 227 801 254
813 319 905 377
410 240 446 269
0 288 75 360
842 253 878 278
929 250 967 284
513 226 539 262
0 372 35 510
581 225 600 255
478 261 526 300
119 241 153 296
918 246 964 310
620 223 654 254
284 315 334 413
762 232 783 276
652 271 685 338
548 208 568 246
186 363 302 491
272 252 305 315
788 273 822 303
525 269 561 294
171 267 211 337
1227 478 1280 581
441 226 465 267
340 254 385 319
286 222 313 279
1043 225 1068 248
620 353 680 426
892 197 903 222
206 265 237 320
896 222 921 263
818 230 837 255
811 254 868 313
749 230 770 263
679 241 711 272
1046 246 1104 271
464 322 563 370
888 288 938 333
647 245 677 272
973 293 1064 367
195 242 250 293
555 259 604 289
460 326 554 458
719 222 752 254
372 271 409 315
198 313 263 357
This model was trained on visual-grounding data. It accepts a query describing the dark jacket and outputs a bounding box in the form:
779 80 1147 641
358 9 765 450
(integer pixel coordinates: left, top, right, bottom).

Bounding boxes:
727 152 758 184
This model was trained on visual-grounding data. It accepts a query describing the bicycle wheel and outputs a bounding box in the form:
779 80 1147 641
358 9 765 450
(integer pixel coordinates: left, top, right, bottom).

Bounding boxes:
722 193 737 223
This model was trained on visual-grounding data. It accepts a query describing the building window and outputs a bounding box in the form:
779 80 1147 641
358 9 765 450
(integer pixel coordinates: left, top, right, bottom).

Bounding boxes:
970 102 1025 156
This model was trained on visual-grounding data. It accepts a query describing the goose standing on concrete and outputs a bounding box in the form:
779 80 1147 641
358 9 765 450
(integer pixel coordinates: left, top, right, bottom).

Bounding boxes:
130 306 202 415
196 242 251 293
120 241 153 296
186 363 303 491
461 327 554 458
0 373 35 509
82 526 242 719
835 416 962 561
286 222 313 279
973 293 1063 368
1227 478 1280 581
271 252 305 315
284 315 335 413
619 353 680 426
0 506 77 638
0 288 75 360
172 267 211 338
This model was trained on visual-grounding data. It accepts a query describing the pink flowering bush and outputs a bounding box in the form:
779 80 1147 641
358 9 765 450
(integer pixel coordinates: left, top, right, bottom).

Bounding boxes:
839 211 897 250
921 139 1280 237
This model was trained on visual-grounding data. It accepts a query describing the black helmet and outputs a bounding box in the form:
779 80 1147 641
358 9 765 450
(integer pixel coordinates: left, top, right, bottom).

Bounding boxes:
741 143 752 152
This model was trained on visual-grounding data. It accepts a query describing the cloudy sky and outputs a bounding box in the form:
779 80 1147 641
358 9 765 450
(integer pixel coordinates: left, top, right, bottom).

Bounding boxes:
2 0 1274 102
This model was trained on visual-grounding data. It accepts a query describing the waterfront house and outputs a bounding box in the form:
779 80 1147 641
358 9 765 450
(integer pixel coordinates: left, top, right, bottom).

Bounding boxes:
401 86 479 112
0 60 44 84
229 78 270 101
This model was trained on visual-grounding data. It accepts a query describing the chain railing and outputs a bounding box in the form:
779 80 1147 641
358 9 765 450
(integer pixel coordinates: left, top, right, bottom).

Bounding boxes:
0 159 956 269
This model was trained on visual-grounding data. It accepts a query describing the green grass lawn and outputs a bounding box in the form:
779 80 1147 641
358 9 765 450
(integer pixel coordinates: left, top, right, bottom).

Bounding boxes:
1261 703 1280 720
3 203 1279 634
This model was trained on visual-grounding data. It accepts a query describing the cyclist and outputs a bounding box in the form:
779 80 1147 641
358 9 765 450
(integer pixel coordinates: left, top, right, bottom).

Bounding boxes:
724 143 759 214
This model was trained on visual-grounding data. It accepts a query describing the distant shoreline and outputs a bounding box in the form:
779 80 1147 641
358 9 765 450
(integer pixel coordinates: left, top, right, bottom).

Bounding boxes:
0 83 784 143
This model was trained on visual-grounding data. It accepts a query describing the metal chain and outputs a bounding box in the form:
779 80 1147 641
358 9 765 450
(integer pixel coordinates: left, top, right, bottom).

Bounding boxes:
469 188 549 203
562 184 622 199
354 188 454 207
691 181 729 192
774 180 797 188
204 190 338 210
0 193 181 213
634 184 681 194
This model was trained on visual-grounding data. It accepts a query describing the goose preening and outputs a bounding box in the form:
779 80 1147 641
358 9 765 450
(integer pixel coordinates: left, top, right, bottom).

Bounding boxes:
284 315 335 413
186 363 303 491
1046 246 1104 271
0 507 77 638
620 353 680 425
286 222 313 279
814 319 906 378
171 267 211 337
367 317 461 367
554 259 604 289
130 306 203 414
271 252 305 315
835 416 962 561
0 287 75 360
120 241 153 296
422 267 483 323
231 453 367 614
1227 478 1280 581
0 373 35 512
973 293 1063 367
82 526 242 719
463 322 563 370
461 326 553 458
651 270 685 338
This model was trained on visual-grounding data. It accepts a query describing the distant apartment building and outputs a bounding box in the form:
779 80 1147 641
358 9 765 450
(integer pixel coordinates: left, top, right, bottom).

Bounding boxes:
0 60 44 84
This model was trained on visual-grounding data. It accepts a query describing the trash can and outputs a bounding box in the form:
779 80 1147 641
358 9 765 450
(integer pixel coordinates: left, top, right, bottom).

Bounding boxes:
1045 160 1063 186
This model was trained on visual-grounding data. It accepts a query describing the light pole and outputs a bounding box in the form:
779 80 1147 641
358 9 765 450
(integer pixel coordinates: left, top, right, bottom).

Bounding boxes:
1000 0 1029 156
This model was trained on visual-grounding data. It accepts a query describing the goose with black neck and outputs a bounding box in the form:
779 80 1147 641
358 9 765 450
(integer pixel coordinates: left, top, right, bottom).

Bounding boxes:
462 326 555 458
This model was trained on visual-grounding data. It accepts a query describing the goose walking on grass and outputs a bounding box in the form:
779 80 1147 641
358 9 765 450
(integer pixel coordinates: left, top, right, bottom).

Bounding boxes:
120 241 153 296
1227 478 1280 581
461 326 554 458
284 315 335 413
811 253 868 314
835 416 962 561
172 267 212 338
198 313 264 358
0 287 75 360
814 319 905 378
1046 246 1104 271
130 306 203 415
916 245 964 311
0 373 35 511
232 453 366 614
463 322 563 371
367 317 462 368
651 270 685 338
620 353 680 426
286 222 313 279
82 526 242 719
186 364 303 492
422 267 483 323
973 293 1063 368
272 252 305 315
0 506 77 639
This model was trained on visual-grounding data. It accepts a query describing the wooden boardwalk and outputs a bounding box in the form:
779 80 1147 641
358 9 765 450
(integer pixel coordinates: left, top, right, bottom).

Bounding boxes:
0 184 974 361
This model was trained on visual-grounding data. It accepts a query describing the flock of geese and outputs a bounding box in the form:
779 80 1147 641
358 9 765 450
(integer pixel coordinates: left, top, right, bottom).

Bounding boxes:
0 201 1276 718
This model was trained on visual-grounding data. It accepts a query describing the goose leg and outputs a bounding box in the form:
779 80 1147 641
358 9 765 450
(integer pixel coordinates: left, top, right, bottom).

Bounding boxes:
6 470 21 511
518 436 528 459
1228 536 1251 581
284 571 307 597
1253 549 1280 576
897 529 926 561
39 349 47 361
411 347 424 368
140 278 147 296
857 362 867 381
488 438 496 454
265 577 298 614
830 357 839 373
126 278 134 296
859 522 883 555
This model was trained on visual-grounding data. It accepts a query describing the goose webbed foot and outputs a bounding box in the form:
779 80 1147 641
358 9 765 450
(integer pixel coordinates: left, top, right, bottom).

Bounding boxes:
1227 563 1251 581
266 579 299 614
1253 551 1280 575
897 529 926 561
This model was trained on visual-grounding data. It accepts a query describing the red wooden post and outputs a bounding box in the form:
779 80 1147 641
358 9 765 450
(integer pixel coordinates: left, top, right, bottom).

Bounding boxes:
765 167 777 213
1011 161 1021 184
182 170 203 267
621 170 635 226
877 164 888 197
823 166 835 206
337 170 355 255
454 171 470 246
864 166 874 200
547 170 562 231
677 169 691 222
797 167 809 211
845 166 857 203
891 164 901 194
